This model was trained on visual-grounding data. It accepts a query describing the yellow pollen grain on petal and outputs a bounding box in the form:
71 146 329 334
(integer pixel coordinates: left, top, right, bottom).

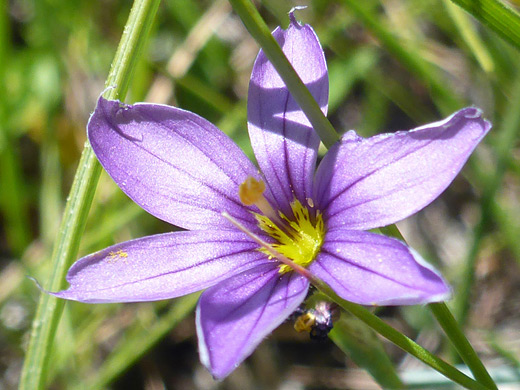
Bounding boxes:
239 176 265 205
107 250 128 263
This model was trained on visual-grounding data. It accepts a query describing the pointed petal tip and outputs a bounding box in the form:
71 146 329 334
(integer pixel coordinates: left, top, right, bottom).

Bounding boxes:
412 106 492 135
27 275 95 304
367 242 452 306
317 106 491 230
313 230 452 307
93 93 119 111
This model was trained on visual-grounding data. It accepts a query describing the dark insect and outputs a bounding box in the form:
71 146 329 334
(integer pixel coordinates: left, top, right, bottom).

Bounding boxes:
291 301 338 341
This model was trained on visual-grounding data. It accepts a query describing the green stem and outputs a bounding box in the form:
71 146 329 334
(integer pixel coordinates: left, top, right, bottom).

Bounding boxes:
19 1 160 389
442 0 494 73
430 303 497 389
455 73 520 327
449 0 520 51
315 281 490 390
340 0 462 115
228 0 339 148
379 225 496 389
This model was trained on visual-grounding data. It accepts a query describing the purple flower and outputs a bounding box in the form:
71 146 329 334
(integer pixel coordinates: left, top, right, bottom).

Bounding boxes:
53 17 490 379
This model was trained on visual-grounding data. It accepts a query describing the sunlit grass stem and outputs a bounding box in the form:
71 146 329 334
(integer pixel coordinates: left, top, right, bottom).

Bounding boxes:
317 283 492 390
19 1 160 388
228 0 340 148
449 0 520 51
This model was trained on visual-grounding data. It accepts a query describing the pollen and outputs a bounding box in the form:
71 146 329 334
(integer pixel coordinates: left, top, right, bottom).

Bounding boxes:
294 312 316 333
107 250 128 263
239 177 265 205
255 199 325 274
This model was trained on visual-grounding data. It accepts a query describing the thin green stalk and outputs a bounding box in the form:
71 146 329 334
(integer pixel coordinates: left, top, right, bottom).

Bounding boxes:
19 1 160 388
443 0 494 73
228 0 339 148
315 280 490 390
455 72 520 327
430 303 497 389
340 0 462 115
379 225 496 389
449 0 520 51
330 314 405 388
226 207 486 389
229 2 494 387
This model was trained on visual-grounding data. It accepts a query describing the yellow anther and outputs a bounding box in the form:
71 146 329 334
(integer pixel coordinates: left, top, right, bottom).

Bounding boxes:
239 177 266 205
237 177 324 275
239 176 285 227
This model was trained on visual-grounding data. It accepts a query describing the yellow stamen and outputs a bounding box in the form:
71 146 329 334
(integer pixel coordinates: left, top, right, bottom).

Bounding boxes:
237 177 325 275
239 176 285 227
239 176 265 205
222 212 315 281
257 199 325 274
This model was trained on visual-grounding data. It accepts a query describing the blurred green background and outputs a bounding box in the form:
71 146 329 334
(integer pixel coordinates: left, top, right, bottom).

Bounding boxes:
1 0 520 388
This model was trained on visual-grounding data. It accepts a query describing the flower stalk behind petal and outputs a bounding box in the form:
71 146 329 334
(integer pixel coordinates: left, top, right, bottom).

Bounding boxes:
314 281 490 390
379 225 497 389
229 0 339 148
19 1 162 389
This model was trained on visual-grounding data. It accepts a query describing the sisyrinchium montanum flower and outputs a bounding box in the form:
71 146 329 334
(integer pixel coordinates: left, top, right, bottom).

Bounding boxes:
52 14 491 379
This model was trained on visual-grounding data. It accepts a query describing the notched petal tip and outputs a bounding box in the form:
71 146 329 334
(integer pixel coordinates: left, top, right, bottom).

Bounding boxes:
458 106 491 123
461 106 482 119
288 6 307 27
465 106 492 133
411 106 491 136
88 96 143 142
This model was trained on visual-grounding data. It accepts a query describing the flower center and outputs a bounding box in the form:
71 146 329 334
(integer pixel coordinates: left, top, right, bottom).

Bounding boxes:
239 177 325 274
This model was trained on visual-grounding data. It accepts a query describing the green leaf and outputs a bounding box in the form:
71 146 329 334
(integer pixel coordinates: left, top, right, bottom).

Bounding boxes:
19 1 161 388
330 312 405 389
450 0 520 51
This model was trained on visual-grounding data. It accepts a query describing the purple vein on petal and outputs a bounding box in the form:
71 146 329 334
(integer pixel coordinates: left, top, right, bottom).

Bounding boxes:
319 247 423 290
138 109 255 182
90 97 261 230
319 132 441 213
71 248 264 294
325 164 456 222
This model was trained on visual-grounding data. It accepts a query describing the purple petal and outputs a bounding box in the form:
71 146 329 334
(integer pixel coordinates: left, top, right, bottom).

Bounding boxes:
248 16 328 215
88 97 260 231
196 263 309 379
310 228 451 305
315 108 491 230
52 230 266 303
